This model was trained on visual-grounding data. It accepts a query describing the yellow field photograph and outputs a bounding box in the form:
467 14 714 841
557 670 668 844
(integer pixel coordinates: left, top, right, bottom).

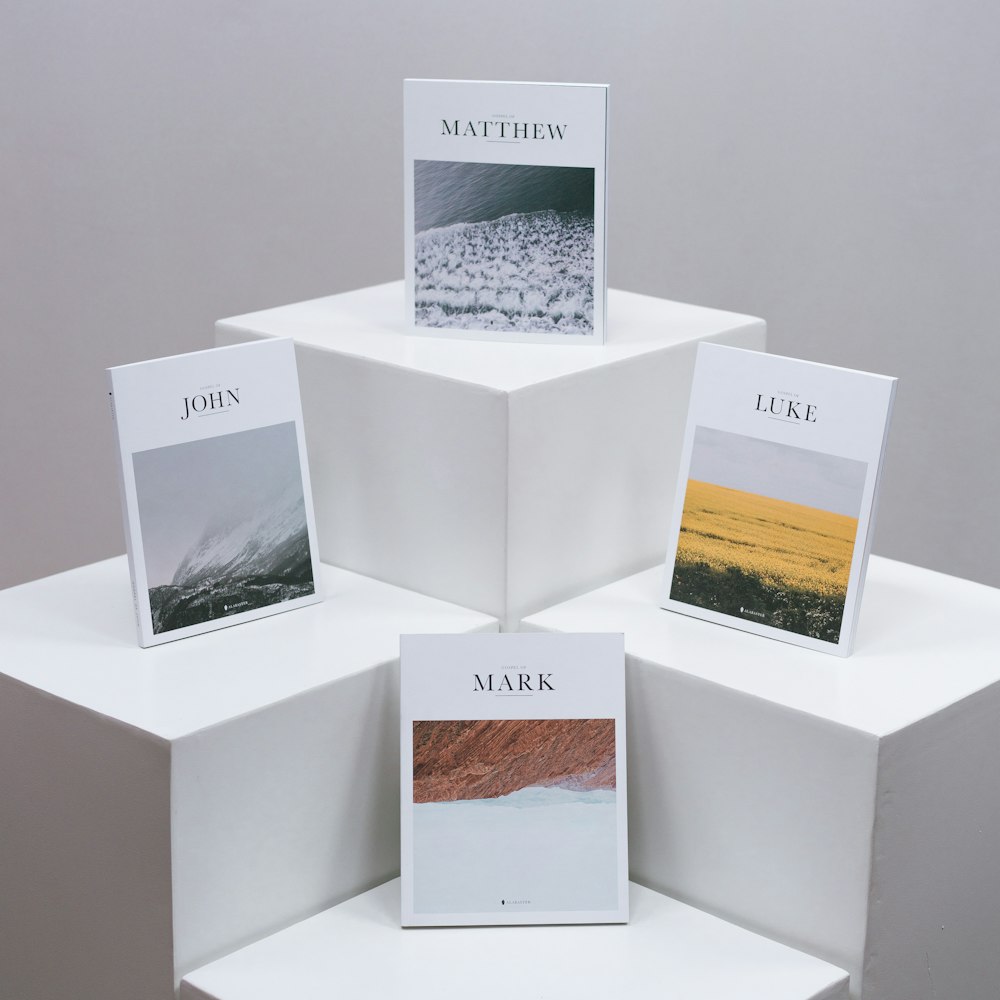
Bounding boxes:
669 427 867 643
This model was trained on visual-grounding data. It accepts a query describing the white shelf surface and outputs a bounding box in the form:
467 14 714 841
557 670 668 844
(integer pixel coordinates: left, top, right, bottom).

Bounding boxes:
0 555 495 740
0 557 497 1000
521 554 1000 1000
218 281 765 628
180 879 849 1000
523 555 1000 737
219 279 763 393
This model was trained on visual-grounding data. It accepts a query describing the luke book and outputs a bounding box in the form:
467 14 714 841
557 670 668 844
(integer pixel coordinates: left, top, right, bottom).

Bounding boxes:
107 339 321 647
404 79 609 343
400 632 627 926
661 343 896 656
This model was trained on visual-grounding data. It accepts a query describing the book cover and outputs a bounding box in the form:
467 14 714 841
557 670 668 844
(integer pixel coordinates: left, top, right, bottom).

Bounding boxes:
107 338 321 647
400 632 627 926
661 343 897 656
404 79 609 344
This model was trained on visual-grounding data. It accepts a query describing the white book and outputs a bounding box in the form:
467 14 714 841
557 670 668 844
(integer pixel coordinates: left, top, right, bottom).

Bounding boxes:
107 339 321 647
400 632 628 926
661 343 897 656
404 79 609 344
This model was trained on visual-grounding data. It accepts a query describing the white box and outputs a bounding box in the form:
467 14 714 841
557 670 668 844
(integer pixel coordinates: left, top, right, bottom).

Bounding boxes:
521 556 1000 1000
216 281 766 629
0 558 496 1000
180 879 849 1000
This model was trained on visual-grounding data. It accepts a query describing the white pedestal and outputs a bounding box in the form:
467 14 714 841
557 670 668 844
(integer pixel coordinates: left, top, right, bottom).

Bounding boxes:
180 879 849 1000
0 558 496 1000
216 281 765 629
521 556 1000 1000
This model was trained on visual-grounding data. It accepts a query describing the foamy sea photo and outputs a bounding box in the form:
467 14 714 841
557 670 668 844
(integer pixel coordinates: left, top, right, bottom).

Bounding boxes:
414 161 595 335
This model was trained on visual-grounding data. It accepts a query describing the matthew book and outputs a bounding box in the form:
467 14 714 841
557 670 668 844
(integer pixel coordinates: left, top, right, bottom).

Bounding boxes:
404 79 609 343
400 632 627 926
108 339 321 647
661 343 896 656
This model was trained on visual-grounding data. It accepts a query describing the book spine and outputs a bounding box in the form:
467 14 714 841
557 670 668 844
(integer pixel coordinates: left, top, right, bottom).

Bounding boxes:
842 379 899 657
106 375 147 647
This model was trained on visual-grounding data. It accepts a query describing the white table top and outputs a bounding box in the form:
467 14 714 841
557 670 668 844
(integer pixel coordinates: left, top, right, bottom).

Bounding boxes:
0 558 496 740
523 555 1000 737
181 879 848 1000
217 281 765 393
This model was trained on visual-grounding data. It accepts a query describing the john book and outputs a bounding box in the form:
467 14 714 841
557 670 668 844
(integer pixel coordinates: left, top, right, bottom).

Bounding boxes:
107 338 321 647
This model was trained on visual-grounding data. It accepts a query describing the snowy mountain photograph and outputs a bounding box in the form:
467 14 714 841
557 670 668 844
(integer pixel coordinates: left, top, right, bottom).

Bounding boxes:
413 161 595 335
411 718 618 914
132 420 314 634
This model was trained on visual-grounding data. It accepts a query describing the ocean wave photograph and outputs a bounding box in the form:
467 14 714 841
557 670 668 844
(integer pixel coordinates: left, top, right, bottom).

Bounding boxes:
414 160 595 335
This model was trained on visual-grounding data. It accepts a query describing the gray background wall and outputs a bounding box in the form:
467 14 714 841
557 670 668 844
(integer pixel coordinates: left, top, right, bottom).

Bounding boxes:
2 0 998 592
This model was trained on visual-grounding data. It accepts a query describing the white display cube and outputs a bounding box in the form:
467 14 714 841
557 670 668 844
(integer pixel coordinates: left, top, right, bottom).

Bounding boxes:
216 281 765 629
180 879 849 1000
0 558 496 1000
521 556 1000 1000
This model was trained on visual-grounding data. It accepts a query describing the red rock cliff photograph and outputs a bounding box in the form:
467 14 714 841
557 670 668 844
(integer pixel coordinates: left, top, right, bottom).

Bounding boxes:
412 718 615 803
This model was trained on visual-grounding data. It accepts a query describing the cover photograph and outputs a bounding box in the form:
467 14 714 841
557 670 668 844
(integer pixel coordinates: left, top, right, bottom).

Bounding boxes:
400 632 627 926
404 78 609 343
661 343 897 656
107 338 321 647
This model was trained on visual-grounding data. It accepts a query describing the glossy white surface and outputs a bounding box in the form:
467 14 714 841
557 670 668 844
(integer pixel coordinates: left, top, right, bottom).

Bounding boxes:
218 282 765 627
0 557 498 1000
522 555 1000 1000
0 556 495 739
180 879 849 1000
523 555 1000 737
219 280 763 392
